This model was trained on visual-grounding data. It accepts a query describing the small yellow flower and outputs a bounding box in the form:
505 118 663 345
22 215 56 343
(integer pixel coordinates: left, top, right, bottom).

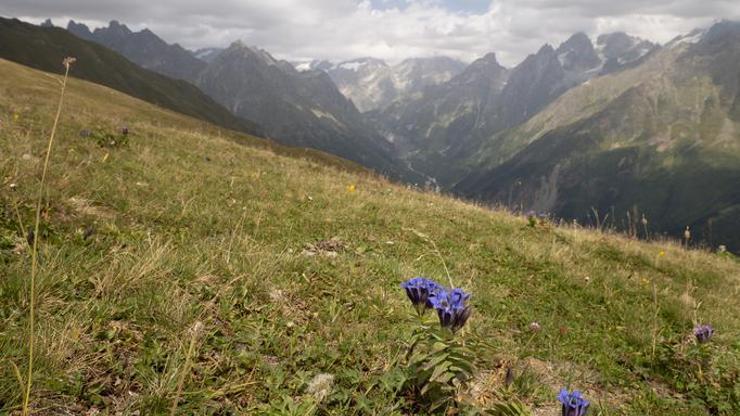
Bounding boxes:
346 184 356 193
658 251 665 257
13 113 19 121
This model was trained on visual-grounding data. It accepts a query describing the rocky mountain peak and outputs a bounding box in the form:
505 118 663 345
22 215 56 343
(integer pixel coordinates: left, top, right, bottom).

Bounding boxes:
559 32 591 49
700 20 740 45
463 52 504 73
556 32 600 71
224 41 283 67
40 18 54 28
596 31 657 73
535 43 556 57
516 44 562 76
437 52 505 92
66 20 93 40
102 20 132 36
478 52 501 65
596 32 655 59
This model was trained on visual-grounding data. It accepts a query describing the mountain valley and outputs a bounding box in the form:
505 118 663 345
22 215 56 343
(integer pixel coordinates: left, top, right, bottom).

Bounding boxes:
4 17 738 251
1 8 739 414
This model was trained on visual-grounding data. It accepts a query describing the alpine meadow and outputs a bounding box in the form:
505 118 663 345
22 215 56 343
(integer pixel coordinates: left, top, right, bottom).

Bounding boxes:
1 2 740 415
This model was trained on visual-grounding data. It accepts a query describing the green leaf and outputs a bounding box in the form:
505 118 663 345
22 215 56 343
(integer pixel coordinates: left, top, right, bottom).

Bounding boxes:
430 370 455 385
422 352 450 371
485 400 533 416
431 341 449 353
428 361 452 383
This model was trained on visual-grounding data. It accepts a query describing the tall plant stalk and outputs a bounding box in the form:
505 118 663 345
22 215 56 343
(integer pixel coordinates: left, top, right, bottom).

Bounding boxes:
170 321 203 416
22 57 75 416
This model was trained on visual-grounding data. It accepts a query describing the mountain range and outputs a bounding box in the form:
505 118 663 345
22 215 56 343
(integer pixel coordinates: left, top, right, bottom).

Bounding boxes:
453 26 739 251
370 32 660 186
61 20 411 180
67 19 206 82
298 56 467 112
5 17 737 252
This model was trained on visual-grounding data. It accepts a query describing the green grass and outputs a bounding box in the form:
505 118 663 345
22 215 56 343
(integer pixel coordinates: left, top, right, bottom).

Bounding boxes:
1 58 739 414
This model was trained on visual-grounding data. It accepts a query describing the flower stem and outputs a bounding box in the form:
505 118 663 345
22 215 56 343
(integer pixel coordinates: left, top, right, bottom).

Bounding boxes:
170 322 202 416
22 61 72 416
651 277 659 362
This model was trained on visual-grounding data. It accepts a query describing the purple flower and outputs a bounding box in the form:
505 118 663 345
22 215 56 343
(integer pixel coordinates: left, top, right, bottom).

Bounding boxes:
694 324 714 343
428 287 471 332
558 388 589 416
401 277 443 315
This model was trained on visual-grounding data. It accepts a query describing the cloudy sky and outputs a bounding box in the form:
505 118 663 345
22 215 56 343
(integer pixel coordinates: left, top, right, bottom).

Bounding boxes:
2 0 737 65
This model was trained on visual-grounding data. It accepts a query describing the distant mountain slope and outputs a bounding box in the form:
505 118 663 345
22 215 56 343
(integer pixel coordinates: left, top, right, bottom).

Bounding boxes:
456 22 740 252
366 52 509 186
0 17 262 136
371 32 658 186
64 20 414 180
196 42 416 180
191 47 224 63
67 20 206 82
315 57 466 112
596 32 659 74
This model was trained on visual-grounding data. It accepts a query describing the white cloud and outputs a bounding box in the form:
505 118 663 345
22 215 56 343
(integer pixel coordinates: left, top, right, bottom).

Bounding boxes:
2 0 738 66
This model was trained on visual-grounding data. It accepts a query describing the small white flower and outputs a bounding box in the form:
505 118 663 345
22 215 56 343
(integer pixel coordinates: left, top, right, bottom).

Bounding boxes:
306 373 334 402
190 321 204 335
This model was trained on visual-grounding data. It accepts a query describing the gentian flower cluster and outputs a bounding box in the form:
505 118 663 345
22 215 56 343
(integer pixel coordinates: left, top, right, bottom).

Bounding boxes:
428 288 471 333
401 277 442 315
557 388 590 416
694 324 714 343
401 277 471 332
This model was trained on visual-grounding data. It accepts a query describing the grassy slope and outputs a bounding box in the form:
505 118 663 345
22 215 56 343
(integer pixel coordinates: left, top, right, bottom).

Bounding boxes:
1 59 738 415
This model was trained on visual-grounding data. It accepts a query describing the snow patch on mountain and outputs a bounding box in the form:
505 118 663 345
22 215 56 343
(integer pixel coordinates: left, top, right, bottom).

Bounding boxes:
338 61 364 71
295 62 312 71
667 29 706 48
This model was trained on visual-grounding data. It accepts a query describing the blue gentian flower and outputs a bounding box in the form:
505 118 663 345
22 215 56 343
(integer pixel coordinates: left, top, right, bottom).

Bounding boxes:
428 287 471 332
694 324 714 343
558 388 589 416
401 277 442 315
